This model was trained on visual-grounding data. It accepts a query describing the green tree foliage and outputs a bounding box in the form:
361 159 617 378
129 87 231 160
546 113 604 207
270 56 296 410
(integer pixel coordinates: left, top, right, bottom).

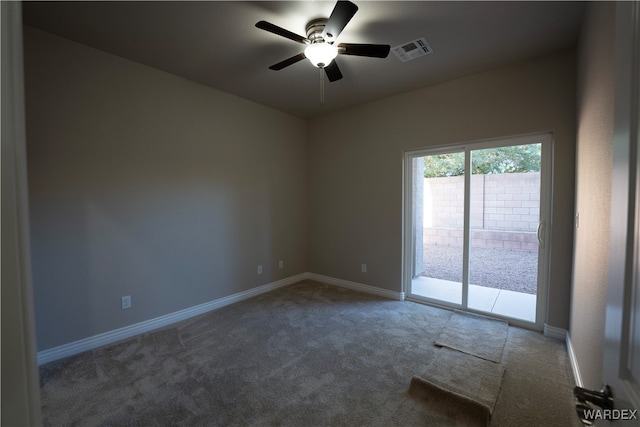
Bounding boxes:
424 144 541 178
423 152 465 178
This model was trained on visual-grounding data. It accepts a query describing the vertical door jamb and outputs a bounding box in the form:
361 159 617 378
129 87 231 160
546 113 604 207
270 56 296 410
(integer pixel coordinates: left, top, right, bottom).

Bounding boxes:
461 147 471 309
537 136 553 331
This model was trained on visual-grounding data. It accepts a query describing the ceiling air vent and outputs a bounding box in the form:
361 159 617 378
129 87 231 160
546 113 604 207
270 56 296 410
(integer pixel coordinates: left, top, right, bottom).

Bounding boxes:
391 37 433 63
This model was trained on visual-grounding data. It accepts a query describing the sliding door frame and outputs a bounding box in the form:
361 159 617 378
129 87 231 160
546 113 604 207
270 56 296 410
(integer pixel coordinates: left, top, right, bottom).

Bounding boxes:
402 132 553 330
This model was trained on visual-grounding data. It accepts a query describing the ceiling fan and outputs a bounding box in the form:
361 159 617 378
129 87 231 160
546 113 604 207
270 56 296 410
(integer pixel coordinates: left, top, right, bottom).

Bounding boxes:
255 0 391 82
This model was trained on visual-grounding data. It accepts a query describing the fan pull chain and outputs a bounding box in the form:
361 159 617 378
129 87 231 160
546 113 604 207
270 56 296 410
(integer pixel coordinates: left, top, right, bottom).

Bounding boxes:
320 67 325 108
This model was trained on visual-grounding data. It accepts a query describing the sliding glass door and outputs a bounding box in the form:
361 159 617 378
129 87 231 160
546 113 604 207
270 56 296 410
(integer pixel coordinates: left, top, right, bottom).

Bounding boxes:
403 134 551 328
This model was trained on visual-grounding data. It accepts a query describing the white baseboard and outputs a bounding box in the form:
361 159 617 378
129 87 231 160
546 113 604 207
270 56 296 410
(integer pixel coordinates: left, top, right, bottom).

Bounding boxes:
37 273 308 365
565 331 583 387
544 324 582 387
307 273 405 301
37 272 405 365
543 323 567 341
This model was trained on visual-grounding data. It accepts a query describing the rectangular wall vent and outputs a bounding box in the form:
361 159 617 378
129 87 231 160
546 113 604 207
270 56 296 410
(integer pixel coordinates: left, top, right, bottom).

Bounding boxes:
392 37 433 63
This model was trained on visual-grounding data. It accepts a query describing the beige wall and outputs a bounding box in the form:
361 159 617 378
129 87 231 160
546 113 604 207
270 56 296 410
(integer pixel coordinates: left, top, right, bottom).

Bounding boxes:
308 50 577 329
23 27 309 350
25 25 580 351
571 2 616 389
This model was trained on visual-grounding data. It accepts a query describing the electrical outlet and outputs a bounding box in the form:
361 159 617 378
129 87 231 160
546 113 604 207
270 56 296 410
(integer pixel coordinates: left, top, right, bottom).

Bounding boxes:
279 260 284 269
361 264 367 273
121 295 132 310
257 265 263 274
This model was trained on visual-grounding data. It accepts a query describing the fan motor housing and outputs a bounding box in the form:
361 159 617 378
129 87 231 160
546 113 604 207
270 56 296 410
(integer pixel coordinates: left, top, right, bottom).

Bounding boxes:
306 18 329 43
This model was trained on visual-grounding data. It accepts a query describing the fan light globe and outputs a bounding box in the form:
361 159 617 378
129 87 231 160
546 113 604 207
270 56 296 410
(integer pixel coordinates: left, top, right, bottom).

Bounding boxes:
304 42 338 68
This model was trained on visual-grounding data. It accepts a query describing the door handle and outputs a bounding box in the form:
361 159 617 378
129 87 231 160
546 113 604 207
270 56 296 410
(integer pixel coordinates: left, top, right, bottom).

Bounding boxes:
537 221 545 248
574 385 614 424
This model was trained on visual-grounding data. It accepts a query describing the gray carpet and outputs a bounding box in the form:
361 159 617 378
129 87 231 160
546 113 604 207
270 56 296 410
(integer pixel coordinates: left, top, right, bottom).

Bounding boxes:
412 312 508 426
39 280 582 426
435 311 508 363
407 376 490 427
415 347 505 410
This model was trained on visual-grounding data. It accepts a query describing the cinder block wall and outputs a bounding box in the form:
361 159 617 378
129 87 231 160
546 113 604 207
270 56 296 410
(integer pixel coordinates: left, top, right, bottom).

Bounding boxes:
482 173 540 231
423 172 540 251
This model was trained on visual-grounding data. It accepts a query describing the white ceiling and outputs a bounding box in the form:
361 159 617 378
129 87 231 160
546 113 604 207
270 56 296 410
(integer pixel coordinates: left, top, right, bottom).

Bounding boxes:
22 1 586 119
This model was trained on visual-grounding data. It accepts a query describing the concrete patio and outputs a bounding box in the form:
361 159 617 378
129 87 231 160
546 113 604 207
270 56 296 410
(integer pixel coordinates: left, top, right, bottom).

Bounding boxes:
410 276 536 322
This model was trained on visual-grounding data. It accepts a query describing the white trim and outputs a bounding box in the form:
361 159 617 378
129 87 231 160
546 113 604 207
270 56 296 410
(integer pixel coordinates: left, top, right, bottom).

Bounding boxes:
543 325 583 387
37 273 308 365
543 323 567 341
566 331 584 387
307 273 405 301
37 273 406 365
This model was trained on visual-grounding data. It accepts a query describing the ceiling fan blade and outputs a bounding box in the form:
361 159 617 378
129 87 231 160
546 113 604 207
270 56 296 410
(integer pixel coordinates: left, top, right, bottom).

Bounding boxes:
338 43 391 58
324 60 343 82
269 53 307 70
322 1 358 42
256 21 309 44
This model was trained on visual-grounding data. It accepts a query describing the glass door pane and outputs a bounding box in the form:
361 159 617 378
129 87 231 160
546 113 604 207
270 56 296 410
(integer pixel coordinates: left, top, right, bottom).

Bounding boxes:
467 144 541 322
412 151 465 305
